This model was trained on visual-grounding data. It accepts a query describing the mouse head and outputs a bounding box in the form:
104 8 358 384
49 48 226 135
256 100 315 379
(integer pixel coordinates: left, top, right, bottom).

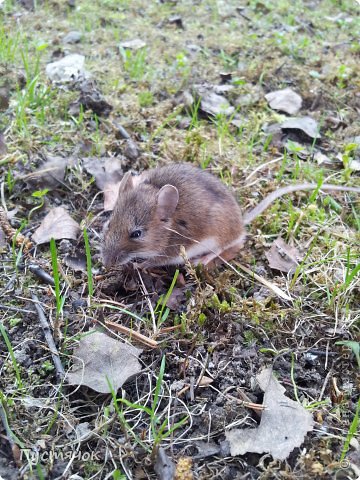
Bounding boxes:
102 172 179 268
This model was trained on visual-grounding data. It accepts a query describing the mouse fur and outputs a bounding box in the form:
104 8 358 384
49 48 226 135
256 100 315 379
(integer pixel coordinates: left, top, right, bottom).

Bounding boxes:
102 163 360 269
102 163 245 268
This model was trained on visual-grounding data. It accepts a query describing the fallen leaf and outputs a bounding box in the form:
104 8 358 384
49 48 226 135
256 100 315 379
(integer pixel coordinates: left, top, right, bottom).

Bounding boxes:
32 207 80 244
67 331 142 393
25 155 73 189
337 153 360 172
193 441 222 459
198 376 213 387
348 159 360 171
194 85 234 117
166 287 187 310
225 367 314 460
83 156 126 210
265 88 302 115
314 151 332 166
281 116 321 140
63 31 82 44
265 237 302 273
82 156 125 190
119 38 146 50
154 448 176 480
201 90 234 116
0 225 6 248
103 180 121 211
0 132 7 155
46 54 89 83
74 422 92 441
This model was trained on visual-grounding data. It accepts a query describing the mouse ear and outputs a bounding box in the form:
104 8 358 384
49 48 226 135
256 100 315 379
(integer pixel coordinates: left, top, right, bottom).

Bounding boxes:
117 171 134 196
156 185 179 220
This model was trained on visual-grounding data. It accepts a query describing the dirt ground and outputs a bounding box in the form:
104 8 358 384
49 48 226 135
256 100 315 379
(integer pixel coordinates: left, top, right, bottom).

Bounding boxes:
0 0 360 479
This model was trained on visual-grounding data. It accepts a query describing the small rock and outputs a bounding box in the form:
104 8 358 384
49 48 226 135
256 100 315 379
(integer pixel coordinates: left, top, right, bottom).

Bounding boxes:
46 54 88 83
119 39 146 50
178 117 191 129
168 15 184 28
63 31 82 44
265 88 302 115
124 139 140 161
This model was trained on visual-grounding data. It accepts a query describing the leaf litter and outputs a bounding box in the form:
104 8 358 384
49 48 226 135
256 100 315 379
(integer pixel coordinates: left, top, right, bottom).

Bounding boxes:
67 331 142 393
265 87 303 115
32 206 80 244
225 367 314 460
281 116 321 140
1 1 360 479
24 154 74 189
82 156 125 210
265 237 302 273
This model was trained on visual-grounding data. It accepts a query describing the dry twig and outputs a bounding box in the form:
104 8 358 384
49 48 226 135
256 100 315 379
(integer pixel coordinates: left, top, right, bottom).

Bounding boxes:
31 294 65 379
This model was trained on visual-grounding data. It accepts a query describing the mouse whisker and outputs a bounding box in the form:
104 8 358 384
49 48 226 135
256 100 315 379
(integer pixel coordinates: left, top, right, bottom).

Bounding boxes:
164 226 198 244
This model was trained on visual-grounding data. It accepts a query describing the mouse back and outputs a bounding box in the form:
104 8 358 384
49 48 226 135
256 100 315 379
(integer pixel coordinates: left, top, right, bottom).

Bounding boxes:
102 163 245 268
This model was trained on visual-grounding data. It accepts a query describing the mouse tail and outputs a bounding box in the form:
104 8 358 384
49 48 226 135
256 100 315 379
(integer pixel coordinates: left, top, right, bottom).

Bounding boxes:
243 183 360 225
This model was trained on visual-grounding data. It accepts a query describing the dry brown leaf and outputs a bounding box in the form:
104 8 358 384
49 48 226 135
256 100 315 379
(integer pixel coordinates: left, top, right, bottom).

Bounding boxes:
0 225 6 249
265 88 302 115
82 156 125 210
25 155 73 189
225 367 314 460
193 84 234 117
166 287 187 310
32 207 80 244
103 180 121 211
265 237 302 273
0 133 7 156
67 331 142 393
82 156 125 189
119 38 147 50
281 116 321 139
154 448 176 480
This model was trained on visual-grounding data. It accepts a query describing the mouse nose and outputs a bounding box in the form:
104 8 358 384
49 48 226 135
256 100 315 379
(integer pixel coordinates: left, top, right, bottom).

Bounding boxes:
101 246 116 269
102 248 130 269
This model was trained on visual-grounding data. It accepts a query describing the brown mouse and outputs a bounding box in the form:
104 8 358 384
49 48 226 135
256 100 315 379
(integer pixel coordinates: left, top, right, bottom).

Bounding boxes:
101 163 360 269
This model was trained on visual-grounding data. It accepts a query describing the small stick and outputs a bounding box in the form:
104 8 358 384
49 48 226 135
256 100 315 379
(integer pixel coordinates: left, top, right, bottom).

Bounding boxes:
233 261 292 301
0 304 35 315
136 268 157 333
28 263 55 286
157 324 182 334
96 298 129 308
31 294 65 379
104 319 159 349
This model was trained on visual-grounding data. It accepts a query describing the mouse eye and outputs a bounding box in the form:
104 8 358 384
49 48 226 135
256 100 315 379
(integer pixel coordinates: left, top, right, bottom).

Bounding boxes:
130 229 142 239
